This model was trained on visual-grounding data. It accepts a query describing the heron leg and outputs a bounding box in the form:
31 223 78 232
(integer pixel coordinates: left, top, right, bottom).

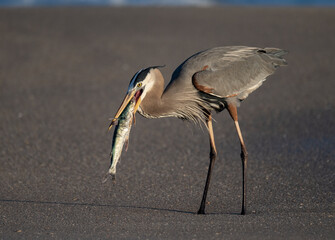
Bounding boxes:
227 103 248 215
198 114 217 214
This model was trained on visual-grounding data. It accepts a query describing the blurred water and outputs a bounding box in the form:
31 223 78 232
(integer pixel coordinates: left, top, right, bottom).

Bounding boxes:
0 0 334 7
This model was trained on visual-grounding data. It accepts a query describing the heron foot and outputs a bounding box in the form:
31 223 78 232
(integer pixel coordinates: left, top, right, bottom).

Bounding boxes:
197 208 206 215
241 208 246 215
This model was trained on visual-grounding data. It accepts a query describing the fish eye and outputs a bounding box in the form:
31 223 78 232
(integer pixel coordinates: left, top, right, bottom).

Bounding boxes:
136 82 142 88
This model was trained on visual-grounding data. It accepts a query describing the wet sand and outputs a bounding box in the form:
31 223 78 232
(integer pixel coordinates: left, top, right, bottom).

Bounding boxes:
0 7 334 239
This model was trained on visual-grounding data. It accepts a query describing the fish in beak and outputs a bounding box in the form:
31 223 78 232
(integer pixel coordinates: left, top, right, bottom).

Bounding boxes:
108 89 143 131
104 98 135 182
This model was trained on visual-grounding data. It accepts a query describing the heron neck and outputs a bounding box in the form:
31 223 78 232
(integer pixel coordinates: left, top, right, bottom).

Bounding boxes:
139 69 176 118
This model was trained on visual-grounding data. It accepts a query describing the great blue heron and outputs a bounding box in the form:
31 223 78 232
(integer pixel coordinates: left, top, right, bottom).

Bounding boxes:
110 46 287 215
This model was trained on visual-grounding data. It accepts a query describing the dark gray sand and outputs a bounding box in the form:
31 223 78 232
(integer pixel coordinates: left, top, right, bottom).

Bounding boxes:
0 7 334 239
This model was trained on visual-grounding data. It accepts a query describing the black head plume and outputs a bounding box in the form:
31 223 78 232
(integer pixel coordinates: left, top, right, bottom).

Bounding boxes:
129 65 165 86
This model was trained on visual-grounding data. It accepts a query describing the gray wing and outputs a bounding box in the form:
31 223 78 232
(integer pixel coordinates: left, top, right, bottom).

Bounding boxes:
191 47 287 100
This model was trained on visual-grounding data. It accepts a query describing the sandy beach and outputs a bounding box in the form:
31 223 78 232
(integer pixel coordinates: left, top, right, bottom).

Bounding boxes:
0 7 334 239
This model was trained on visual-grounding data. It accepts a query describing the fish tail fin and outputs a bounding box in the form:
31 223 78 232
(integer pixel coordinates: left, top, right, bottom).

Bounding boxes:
102 171 116 184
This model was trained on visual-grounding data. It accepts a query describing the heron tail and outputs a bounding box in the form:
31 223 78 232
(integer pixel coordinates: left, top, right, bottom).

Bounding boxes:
264 48 288 57
262 48 288 67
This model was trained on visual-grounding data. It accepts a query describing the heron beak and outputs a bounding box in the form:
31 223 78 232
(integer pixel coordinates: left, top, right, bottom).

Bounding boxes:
108 90 136 130
133 95 142 115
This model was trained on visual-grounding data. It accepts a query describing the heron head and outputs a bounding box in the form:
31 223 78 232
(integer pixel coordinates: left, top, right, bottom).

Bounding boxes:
109 66 164 129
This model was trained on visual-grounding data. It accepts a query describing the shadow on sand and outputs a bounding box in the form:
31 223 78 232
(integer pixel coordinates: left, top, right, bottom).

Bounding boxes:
0 198 241 215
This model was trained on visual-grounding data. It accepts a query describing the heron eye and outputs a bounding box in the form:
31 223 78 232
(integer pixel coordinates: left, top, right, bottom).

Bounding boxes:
136 82 142 88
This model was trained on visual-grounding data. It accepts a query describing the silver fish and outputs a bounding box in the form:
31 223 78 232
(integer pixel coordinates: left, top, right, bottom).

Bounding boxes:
106 99 135 182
